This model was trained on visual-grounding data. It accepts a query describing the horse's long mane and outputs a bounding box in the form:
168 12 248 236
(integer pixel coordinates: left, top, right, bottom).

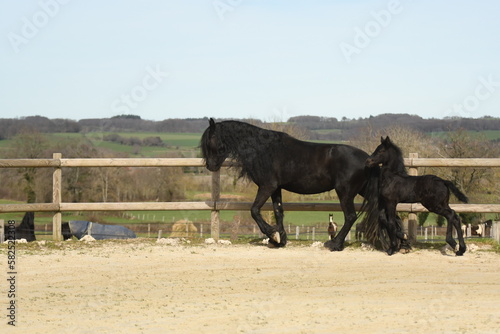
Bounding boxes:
202 121 291 180
385 140 408 175
363 137 408 250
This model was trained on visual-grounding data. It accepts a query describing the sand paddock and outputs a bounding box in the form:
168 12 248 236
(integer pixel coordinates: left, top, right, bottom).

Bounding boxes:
2 239 499 334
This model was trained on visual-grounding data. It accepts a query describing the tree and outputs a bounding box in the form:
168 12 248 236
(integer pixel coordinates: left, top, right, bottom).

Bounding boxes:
441 129 500 202
349 124 439 165
9 130 48 203
249 119 310 141
418 212 429 227
436 214 445 227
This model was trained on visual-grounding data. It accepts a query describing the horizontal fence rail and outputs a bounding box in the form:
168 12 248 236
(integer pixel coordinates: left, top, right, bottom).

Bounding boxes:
404 158 500 167
2 202 500 214
1 155 500 241
3 157 500 168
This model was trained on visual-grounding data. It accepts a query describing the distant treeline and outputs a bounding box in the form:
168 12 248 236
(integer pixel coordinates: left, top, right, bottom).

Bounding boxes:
103 134 165 147
1 114 499 141
288 114 500 141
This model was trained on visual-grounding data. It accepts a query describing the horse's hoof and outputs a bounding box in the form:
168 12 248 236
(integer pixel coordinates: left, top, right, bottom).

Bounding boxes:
403 234 408 240
456 247 466 256
453 244 466 256
267 231 287 248
386 248 395 256
325 241 343 251
272 231 280 244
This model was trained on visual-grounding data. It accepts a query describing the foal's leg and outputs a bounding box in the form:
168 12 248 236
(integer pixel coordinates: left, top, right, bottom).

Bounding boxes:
251 186 282 246
452 212 466 256
425 198 467 256
383 203 403 255
271 188 287 247
435 206 466 256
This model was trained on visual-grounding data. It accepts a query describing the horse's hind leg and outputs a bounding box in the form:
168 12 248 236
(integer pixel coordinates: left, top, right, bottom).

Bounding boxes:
251 186 284 247
449 210 466 256
271 188 287 247
433 206 466 256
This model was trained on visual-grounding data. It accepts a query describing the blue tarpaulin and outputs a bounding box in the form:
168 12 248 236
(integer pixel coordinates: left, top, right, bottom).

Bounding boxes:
68 221 136 240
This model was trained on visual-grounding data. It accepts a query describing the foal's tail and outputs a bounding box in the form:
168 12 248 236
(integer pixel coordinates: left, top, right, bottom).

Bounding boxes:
444 180 469 203
358 166 391 250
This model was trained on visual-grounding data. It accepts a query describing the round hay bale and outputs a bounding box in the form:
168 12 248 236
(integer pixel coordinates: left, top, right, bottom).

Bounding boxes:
170 219 198 238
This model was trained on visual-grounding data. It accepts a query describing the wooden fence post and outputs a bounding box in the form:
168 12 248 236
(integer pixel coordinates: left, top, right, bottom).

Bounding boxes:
211 170 220 241
407 153 418 243
491 221 500 243
52 153 62 241
0 219 4 243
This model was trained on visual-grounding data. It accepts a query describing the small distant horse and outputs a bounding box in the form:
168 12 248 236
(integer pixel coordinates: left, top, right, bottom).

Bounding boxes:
328 214 338 240
366 136 469 255
201 118 380 250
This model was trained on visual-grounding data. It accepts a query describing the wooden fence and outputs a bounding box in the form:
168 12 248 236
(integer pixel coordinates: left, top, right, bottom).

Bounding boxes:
1 154 500 241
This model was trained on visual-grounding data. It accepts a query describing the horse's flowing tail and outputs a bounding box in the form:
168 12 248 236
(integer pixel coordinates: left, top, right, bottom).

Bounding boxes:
444 180 469 203
358 166 392 250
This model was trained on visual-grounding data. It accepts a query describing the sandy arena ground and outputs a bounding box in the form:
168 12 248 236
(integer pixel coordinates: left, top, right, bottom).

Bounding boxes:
1 238 500 334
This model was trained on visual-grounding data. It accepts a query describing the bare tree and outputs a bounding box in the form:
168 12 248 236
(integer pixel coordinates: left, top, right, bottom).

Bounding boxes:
440 129 500 202
349 124 439 163
248 119 310 141
9 130 48 203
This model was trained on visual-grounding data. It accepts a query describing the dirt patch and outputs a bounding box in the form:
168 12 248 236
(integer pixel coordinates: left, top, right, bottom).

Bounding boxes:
2 239 500 333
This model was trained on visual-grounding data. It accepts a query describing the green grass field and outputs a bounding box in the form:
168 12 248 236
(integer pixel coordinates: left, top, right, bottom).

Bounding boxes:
58 132 202 157
83 132 202 147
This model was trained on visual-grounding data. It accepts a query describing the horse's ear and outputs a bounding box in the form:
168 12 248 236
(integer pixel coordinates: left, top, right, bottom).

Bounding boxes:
381 136 391 145
209 118 216 135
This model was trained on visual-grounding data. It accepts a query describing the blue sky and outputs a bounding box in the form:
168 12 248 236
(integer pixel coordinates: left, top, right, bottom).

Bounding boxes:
1 0 499 122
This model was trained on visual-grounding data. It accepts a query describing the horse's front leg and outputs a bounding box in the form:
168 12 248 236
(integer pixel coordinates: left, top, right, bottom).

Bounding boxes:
251 186 283 247
384 203 402 255
271 188 287 247
325 192 357 251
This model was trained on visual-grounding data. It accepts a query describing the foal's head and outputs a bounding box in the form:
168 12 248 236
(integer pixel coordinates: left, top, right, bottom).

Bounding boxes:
201 118 229 172
366 136 401 168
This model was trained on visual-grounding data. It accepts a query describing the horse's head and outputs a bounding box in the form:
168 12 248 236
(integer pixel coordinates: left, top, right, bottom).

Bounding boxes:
366 136 393 167
201 118 229 172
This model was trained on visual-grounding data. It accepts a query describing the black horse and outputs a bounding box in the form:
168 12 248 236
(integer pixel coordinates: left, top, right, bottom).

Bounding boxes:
3 212 36 242
366 136 469 255
201 118 380 250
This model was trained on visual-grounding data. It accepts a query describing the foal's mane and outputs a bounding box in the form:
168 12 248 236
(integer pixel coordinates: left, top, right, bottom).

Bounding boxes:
383 138 407 175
